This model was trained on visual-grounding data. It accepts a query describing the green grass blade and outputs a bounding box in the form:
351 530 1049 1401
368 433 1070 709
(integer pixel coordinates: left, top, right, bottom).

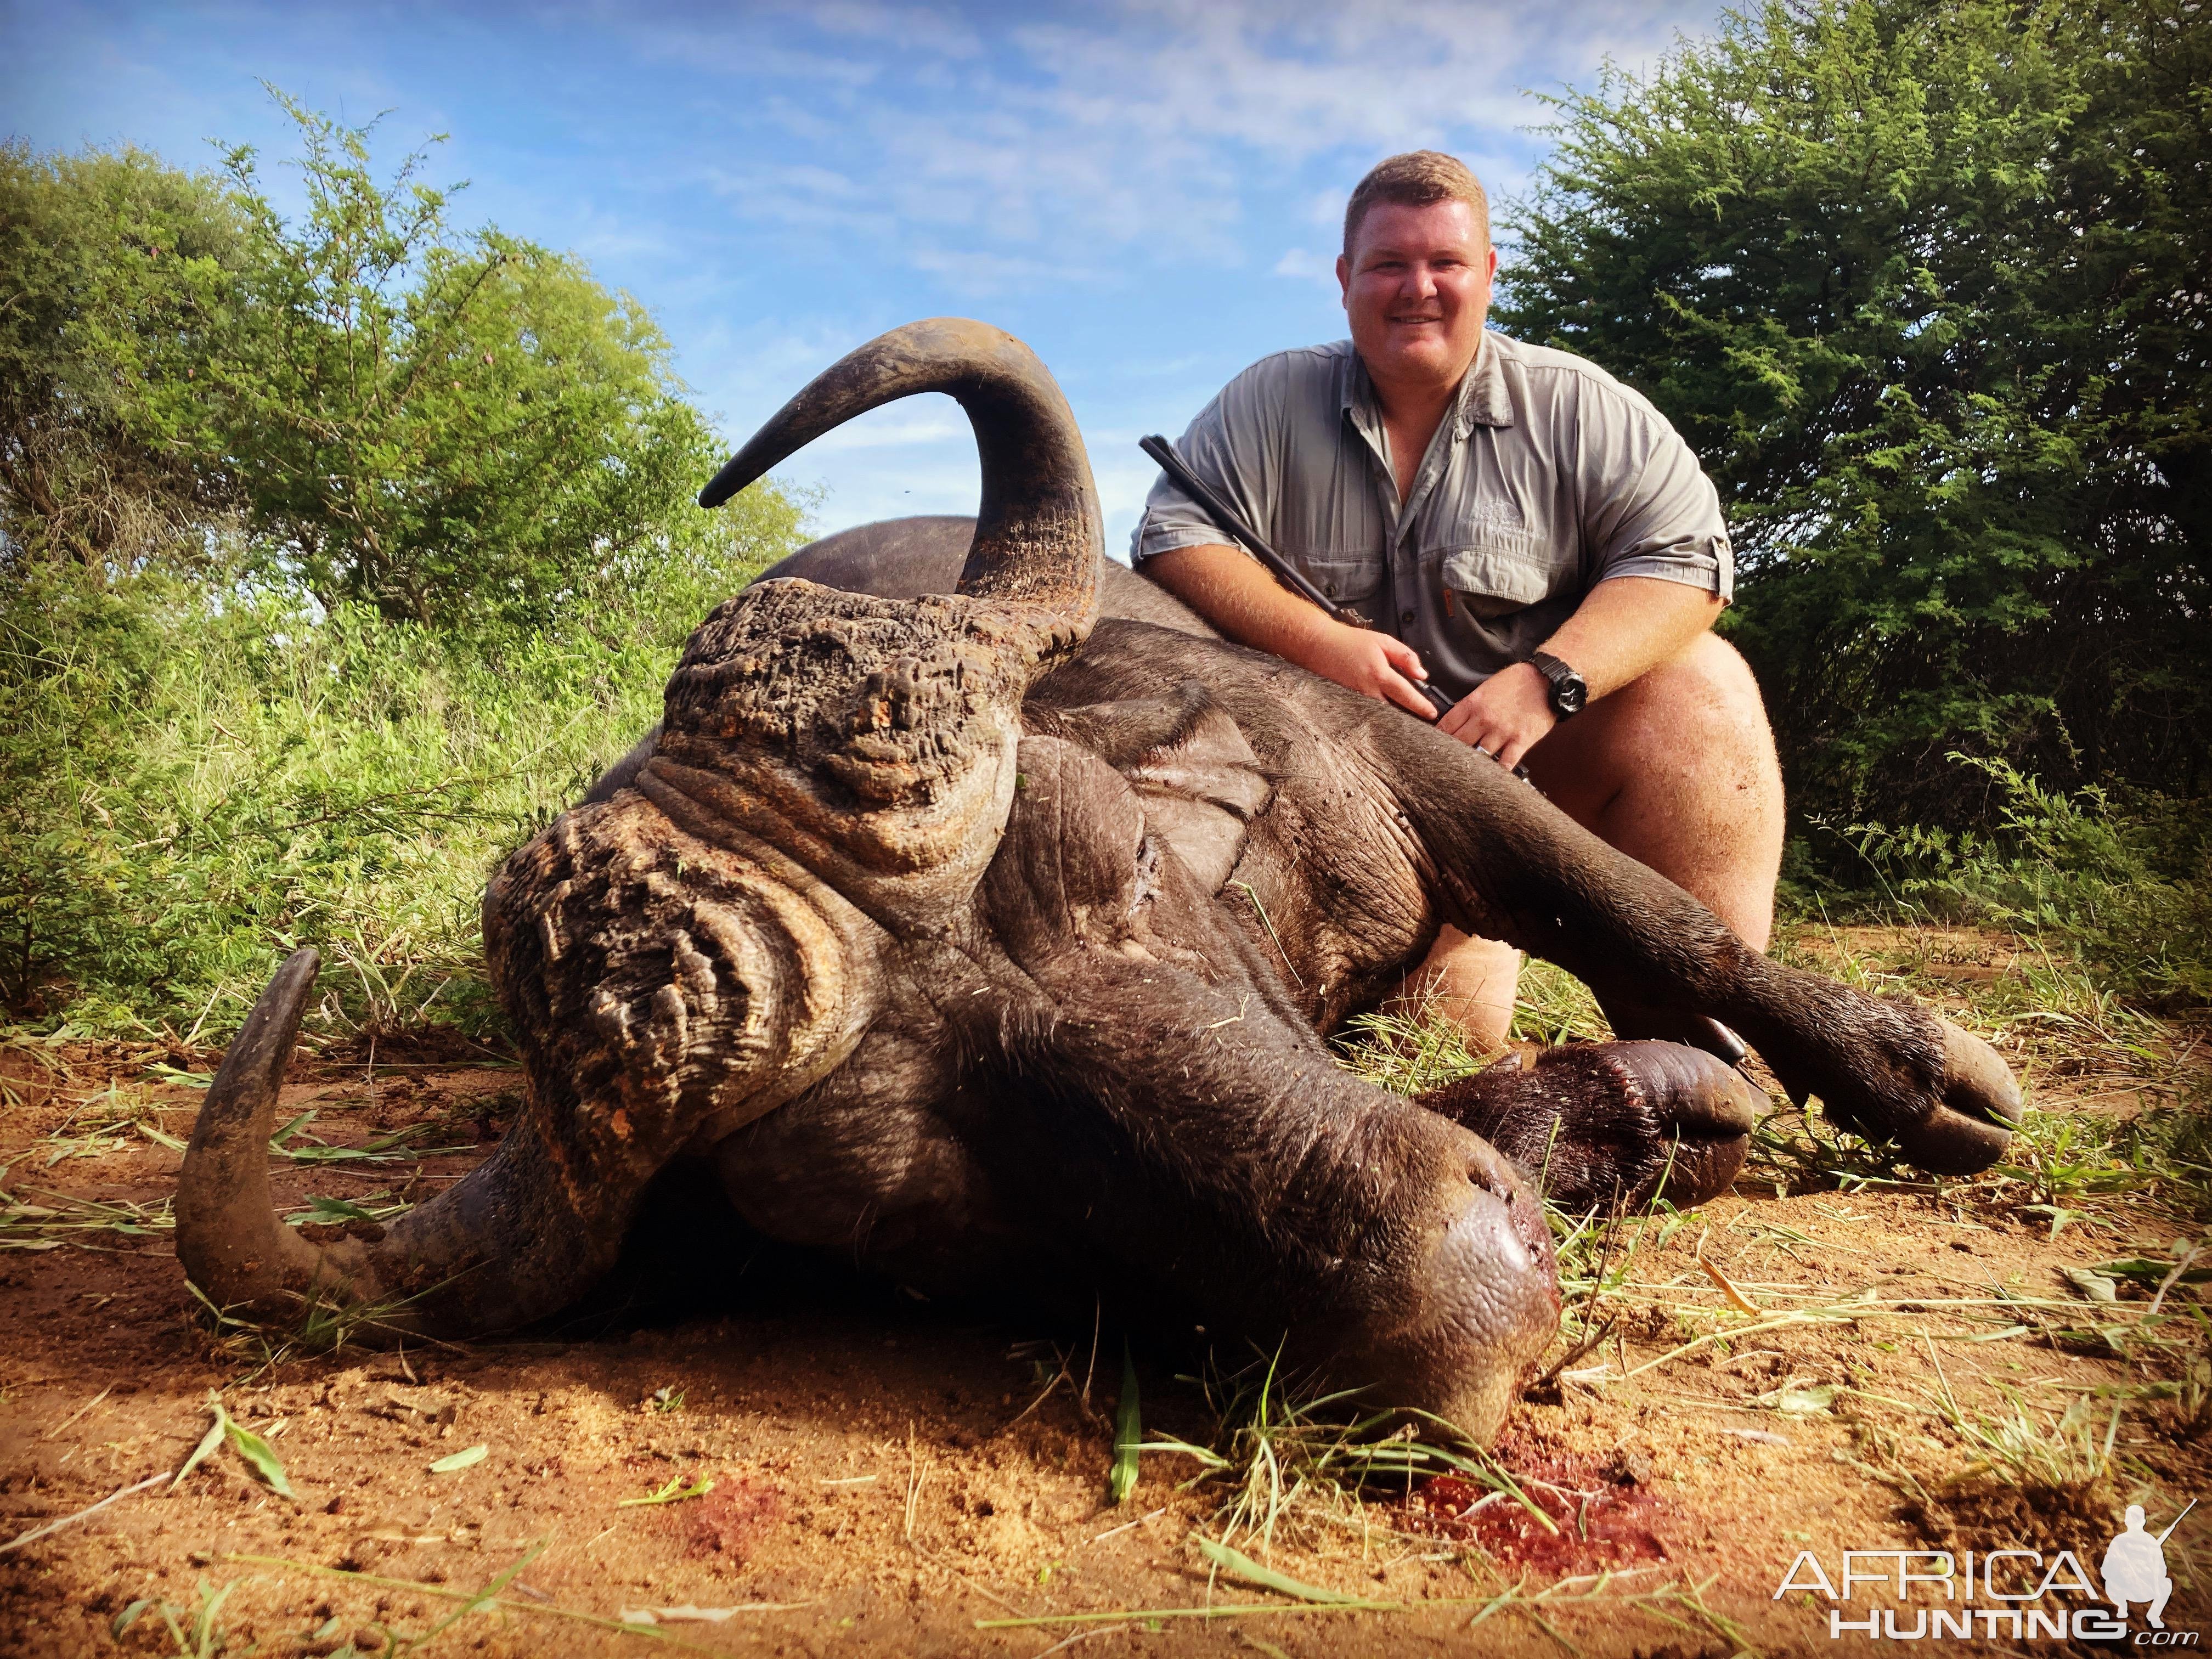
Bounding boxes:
223 1414 297 1499
173 1395 227 1489
1108 1342 1141 1505
1195 1536 1365 1604
619 1476 713 1507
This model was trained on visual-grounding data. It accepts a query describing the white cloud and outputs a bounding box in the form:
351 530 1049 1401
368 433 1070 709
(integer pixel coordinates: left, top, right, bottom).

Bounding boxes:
810 405 971 452
905 245 1110 294
646 0 1718 302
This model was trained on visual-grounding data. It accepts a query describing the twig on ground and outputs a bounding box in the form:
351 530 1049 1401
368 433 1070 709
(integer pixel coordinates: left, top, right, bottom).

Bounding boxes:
0 1472 165 1554
41 1383 111 1438
223 1549 797 1651
1091 1506 1165 1543
1031 1625 1138 1658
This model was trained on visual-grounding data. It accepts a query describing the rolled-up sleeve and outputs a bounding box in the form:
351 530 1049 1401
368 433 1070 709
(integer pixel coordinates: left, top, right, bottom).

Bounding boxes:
1577 390 1734 603
1131 361 1284 566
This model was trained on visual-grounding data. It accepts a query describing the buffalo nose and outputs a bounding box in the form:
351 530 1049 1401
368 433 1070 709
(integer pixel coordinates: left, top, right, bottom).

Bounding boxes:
1338 1130 1559 1447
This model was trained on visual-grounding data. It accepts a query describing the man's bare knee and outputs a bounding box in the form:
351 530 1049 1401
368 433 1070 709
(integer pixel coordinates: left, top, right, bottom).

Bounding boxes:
1533 632 1776 796
1626 633 1766 733
1389 926 1520 1052
1602 633 1780 800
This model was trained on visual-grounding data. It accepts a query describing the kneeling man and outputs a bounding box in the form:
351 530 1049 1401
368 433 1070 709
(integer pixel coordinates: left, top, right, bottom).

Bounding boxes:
1136 150 1784 1051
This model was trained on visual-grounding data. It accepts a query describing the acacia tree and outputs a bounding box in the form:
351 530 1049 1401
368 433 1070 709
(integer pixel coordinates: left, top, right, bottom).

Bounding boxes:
1497 0 2210 822
0 105 805 1018
0 94 780 634
178 94 752 634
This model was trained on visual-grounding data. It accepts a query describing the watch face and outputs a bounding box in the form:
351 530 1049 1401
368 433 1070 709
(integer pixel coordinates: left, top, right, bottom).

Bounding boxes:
1554 675 1587 716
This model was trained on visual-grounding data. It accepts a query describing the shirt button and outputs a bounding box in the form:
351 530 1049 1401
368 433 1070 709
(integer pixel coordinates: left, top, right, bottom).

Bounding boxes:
1401 609 1415 626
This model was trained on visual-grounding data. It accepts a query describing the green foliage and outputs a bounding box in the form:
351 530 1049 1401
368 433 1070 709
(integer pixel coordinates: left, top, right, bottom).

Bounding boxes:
0 522 792 1034
0 143 247 569
0 100 806 1035
1498 0 2211 823
5 93 757 636
188 94 742 634
1822 755 2212 1007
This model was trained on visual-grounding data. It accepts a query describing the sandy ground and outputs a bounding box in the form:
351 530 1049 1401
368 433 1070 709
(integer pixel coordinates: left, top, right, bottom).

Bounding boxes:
4 929 2208 1657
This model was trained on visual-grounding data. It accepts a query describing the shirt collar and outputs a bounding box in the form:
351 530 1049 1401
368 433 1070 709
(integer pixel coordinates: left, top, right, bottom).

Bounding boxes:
1340 332 1515 436
1457 330 1514 433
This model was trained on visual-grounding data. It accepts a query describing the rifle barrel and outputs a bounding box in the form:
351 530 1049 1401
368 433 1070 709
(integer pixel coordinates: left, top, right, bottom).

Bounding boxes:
2155 1497 2197 1544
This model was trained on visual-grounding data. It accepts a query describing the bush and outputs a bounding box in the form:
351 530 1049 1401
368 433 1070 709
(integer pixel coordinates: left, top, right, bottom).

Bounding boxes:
0 506 798 1036
1497 0 2211 826
193 95 743 635
0 142 248 571
1797 757 2212 1009
0 100 809 1037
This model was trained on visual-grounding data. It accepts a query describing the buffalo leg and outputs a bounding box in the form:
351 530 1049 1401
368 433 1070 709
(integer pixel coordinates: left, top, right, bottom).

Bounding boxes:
968 735 1560 1441
1365 712 2021 1175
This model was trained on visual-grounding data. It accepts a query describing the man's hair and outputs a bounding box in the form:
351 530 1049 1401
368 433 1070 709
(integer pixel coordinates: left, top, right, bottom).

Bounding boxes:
1342 151 1491 258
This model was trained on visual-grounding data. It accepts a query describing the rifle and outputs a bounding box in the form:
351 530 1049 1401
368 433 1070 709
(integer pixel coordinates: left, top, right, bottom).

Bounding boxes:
2157 1499 2197 1545
1138 434 1457 720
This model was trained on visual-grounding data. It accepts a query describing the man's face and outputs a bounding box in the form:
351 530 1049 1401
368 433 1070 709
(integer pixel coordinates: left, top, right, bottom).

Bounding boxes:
1336 198 1496 391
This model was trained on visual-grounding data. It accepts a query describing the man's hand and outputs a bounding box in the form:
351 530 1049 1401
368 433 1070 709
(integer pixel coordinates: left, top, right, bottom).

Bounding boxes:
1145 544 1440 719
1437 661 1554 768
1304 620 1438 719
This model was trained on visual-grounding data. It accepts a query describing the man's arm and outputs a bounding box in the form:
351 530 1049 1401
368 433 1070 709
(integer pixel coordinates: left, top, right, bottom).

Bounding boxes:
1144 543 1440 719
1435 576 1724 767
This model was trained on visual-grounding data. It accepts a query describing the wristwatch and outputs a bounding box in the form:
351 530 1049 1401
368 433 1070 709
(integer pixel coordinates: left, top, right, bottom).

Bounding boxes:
1528 651 1588 718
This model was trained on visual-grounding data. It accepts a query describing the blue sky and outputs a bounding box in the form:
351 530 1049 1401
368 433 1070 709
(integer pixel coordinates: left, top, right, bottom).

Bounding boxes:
5 0 1728 553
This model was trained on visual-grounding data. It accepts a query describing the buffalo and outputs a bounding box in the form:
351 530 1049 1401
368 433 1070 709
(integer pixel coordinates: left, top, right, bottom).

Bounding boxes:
177 320 2022 1443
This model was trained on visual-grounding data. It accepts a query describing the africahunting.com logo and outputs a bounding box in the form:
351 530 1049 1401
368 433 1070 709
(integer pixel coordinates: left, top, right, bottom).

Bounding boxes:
1774 1502 2195 1643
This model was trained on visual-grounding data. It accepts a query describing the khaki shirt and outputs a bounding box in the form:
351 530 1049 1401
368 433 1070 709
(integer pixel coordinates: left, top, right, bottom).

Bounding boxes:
1131 330 1733 698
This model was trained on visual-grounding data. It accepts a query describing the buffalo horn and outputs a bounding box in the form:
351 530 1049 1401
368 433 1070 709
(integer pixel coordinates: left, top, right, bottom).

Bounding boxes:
698 318 1102 645
176 950 625 1336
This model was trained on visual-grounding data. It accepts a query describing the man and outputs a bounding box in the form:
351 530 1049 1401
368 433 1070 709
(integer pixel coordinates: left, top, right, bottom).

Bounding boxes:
1135 150 1784 1051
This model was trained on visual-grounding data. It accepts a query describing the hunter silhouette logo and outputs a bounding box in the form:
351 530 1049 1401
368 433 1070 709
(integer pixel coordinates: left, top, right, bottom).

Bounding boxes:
1773 1500 2198 1643
2106 1502 2193 1630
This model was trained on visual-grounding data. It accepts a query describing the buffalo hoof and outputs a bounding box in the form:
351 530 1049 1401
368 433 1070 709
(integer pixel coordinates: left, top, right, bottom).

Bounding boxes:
1594 990 1749 1069
1416 1041 1763 1216
1820 1015 2022 1176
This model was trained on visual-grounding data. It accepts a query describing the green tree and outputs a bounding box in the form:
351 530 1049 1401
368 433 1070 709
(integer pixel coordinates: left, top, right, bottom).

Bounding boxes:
1497 0 2211 823
0 105 806 1026
187 94 740 633
0 144 247 569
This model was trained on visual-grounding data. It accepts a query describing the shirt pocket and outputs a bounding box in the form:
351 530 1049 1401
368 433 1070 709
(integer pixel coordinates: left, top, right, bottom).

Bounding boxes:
1440 538 1568 622
1294 547 1388 614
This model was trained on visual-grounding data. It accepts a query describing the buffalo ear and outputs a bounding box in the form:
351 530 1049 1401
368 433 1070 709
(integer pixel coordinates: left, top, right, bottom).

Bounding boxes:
1033 682 1273 897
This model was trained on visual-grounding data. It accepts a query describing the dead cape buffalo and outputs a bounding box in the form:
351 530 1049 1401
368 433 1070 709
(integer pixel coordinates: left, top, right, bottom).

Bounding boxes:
177 318 2023 1443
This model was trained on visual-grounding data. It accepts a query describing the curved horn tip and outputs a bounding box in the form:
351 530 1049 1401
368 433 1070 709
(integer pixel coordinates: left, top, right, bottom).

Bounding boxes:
202 946 321 1105
695 321 983 511
695 318 1050 515
176 946 329 1312
697 462 748 512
